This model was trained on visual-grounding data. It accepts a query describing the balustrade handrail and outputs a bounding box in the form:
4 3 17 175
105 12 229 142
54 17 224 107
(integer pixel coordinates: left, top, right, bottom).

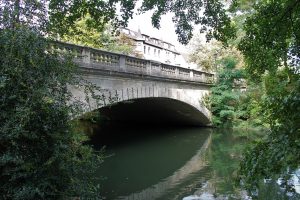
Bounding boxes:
51 41 215 84
52 40 123 57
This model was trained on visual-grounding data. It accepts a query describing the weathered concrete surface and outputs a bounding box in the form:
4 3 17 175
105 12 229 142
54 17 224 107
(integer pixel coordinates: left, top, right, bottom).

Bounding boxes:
71 69 212 126
53 41 214 84
56 41 213 125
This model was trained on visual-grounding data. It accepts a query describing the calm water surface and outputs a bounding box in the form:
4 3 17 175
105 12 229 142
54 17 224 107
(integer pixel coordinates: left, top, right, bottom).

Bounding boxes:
88 125 300 200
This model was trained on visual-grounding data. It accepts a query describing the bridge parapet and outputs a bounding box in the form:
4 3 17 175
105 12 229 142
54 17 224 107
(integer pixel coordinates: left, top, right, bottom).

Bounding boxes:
51 41 214 84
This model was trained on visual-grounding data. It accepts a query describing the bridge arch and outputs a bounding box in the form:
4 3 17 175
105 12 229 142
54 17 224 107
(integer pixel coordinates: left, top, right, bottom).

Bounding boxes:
71 71 212 126
58 41 213 126
73 81 212 126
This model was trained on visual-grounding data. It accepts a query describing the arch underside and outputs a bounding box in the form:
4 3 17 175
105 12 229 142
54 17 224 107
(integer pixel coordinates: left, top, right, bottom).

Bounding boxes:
71 73 212 126
98 97 211 126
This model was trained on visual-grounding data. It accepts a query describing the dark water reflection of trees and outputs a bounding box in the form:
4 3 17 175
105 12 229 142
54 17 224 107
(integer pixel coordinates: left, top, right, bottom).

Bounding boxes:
86 124 300 200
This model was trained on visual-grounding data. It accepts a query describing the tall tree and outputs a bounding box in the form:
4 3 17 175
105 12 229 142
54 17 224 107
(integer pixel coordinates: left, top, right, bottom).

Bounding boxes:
205 56 245 126
0 27 103 199
0 1 106 199
235 0 300 191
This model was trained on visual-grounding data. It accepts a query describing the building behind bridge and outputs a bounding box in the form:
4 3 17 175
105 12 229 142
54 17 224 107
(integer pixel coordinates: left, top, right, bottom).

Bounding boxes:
120 27 189 67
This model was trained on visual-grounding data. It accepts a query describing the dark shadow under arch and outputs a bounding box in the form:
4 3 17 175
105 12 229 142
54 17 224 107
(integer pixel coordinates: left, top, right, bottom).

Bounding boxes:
98 97 210 126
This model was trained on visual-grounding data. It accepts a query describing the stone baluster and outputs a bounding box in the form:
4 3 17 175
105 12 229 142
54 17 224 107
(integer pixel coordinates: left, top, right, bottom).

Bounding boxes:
119 55 126 72
82 48 91 64
146 60 151 75
175 67 179 78
190 70 194 80
51 41 215 84
202 73 205 82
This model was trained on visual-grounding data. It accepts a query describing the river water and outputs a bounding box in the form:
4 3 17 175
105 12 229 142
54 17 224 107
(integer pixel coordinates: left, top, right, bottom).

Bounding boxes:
88 125 300 200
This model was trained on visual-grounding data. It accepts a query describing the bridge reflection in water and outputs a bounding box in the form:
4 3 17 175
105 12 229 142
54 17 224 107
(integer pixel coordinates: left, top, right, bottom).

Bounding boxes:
120 133 211 200
93 127 212 200
90 125 300 200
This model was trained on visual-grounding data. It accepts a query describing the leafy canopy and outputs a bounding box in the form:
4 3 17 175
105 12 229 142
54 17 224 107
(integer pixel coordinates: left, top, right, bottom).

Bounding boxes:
60 15 136 55
238 0 300 79
0 0 236 45
235 0 300 191
188 39 244 71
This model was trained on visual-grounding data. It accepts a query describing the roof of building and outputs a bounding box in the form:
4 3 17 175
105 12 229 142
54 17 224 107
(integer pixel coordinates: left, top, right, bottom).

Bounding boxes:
120 27 179 54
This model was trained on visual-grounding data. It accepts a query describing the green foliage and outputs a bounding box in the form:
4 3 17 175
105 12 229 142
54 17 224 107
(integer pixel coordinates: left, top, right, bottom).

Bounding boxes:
239 69 300 191
206 54 264 128
60 16 110 49
234 0 300 191
139 0 235 44
105 33 136 55
238 0 300 80
188 39 244 72
0 0 47 31
0 28 102 199
1 0 236 45
208 56 245 126
207 128 264 198
230 0 257 13
48 0 118 36
235 82 266 126
60 16 135 55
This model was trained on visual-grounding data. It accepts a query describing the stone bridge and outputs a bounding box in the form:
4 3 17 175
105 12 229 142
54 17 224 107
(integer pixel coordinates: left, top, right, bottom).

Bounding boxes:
54 42 214 126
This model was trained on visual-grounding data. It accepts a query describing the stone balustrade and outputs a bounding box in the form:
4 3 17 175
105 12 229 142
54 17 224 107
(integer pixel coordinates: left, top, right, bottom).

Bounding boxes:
51 41 215 84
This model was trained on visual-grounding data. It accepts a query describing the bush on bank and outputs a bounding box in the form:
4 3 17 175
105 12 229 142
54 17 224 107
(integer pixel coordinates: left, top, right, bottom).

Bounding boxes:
0 28 102 199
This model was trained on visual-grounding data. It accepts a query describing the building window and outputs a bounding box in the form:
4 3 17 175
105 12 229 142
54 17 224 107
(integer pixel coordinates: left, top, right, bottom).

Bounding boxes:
154 48 156 56
158 50 160 57
144 46 146 54
148 47 150 54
